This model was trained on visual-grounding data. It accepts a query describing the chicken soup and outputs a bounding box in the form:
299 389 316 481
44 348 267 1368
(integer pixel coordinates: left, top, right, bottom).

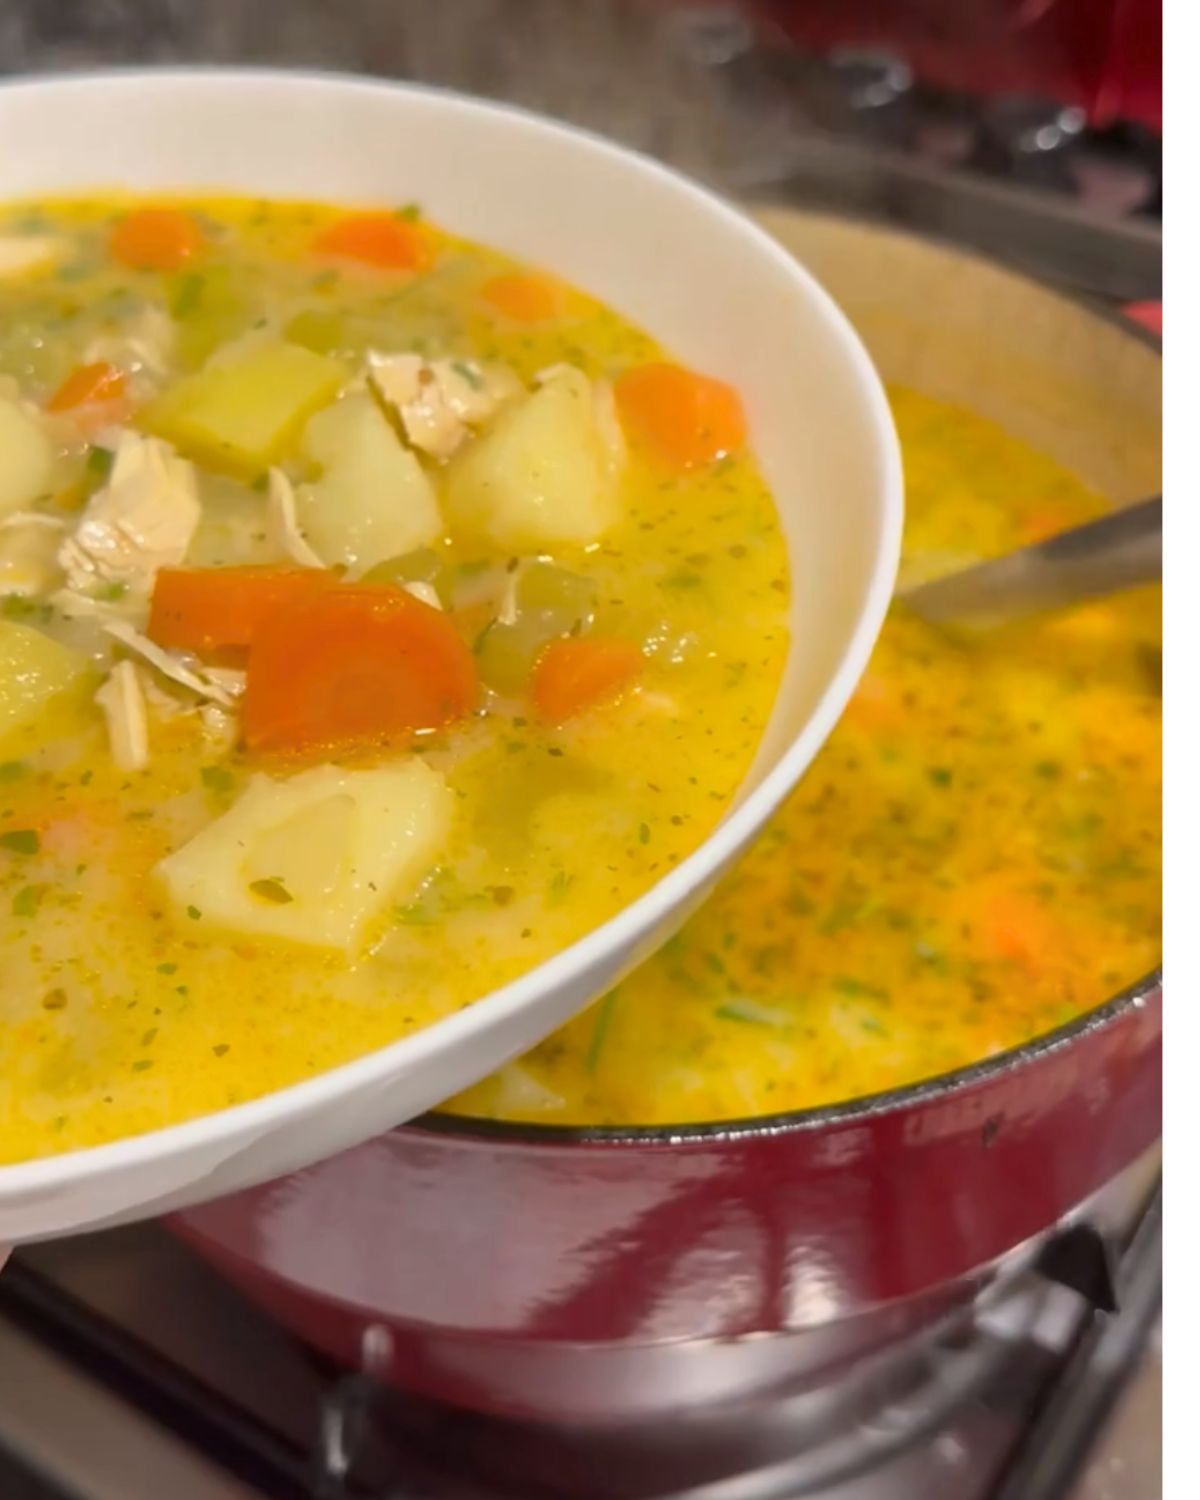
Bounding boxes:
448 388 1162 1126
0 195 790 1162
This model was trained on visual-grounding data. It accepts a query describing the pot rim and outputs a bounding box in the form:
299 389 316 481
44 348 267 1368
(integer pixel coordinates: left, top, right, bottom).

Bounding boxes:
415 225 1162 1149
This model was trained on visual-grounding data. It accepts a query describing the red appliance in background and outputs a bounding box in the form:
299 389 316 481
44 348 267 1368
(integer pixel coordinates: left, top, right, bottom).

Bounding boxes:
750 0 1162 130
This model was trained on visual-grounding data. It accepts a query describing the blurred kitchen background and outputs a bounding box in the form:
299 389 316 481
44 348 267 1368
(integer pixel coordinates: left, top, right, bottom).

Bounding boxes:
0 0 1161 302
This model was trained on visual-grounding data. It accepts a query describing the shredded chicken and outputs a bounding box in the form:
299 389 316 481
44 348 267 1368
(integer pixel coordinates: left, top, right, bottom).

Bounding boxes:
265 468 325 568
402 581 442 611
83 305 175 381
497 565 521 625
200 666 247 699
367 352 518 460
0 236 63 278
136 666 196 722
103 620 237 707
58 432 199 595
95 661 149 772
0 512 66 597
199 704 237 748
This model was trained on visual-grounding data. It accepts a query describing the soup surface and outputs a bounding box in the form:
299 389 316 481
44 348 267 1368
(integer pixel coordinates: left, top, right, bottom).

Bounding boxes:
0 195 789 1163
449 388 1162 1126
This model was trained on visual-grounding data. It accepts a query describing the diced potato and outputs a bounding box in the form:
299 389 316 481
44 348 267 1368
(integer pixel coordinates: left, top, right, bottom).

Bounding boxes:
445 367 621 550
0 621 90 738
140 339 347 476
0 399 55 519
296 392 443 574
155 761 452 953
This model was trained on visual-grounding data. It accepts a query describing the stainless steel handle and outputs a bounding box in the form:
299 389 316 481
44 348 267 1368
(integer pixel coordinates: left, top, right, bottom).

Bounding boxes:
900 496 1162 628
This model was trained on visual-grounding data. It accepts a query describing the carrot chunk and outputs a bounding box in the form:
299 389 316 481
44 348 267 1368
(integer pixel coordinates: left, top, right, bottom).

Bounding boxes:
481 273 559 323
311 214 429 271
243 584 476 755
614 362 746 471
47 362 127 413
110 208 205 271
531 638 642 723
148 567 334 655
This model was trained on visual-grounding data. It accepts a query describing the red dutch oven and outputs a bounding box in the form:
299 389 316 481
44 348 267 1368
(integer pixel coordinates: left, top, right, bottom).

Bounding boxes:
174 212 1162 1424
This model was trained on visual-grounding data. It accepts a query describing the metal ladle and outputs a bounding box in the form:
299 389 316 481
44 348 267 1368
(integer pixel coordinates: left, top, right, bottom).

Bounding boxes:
899 495 1162 628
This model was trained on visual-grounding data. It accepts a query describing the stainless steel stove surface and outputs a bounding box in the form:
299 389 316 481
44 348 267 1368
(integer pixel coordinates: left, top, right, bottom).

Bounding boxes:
0 1177 1161 1500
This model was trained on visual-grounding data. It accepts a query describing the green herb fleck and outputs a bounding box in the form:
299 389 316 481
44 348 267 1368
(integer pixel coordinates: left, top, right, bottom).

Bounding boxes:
212 1043 230 1057
660 568 704 592
638 822 651 846
85 445 114 481
1035 760 1063 780
928 766 953 788
171 270 205 317
587 990 619 1072
715 999 785 1027
94 581 128 602
452 360 484 390
12 884 47 918
547 869 572 905
248 877 294 905
0 760 29 782
157 962 178 976
41 987 68 1011
251 471 270 493
186 904 202 921
1 595 52 624
201 765 235 794
131 1059 154 1073
832 975 890 1000
395 202 422 221
1 829 40 855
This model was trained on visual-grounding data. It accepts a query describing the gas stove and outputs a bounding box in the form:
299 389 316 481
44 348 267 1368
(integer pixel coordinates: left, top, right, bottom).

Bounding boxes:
0 1162 1160 1500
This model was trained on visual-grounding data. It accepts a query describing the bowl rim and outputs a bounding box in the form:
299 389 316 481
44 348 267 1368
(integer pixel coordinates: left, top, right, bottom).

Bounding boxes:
414 229 1163 1150
0 67 904 1197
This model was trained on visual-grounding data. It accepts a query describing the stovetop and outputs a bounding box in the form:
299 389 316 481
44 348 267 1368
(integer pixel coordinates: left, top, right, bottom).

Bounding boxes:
0 1177 1161 1500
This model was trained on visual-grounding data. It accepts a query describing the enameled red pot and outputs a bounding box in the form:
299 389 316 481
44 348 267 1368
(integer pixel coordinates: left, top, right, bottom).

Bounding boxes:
173 212 1163 1424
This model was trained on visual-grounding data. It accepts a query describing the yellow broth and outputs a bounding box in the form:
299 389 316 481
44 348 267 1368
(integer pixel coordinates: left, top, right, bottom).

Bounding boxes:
448 388 1162 1126
0 196 789 1162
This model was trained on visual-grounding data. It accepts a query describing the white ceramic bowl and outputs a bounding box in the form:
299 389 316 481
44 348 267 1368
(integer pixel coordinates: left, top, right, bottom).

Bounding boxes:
0 70 902 1242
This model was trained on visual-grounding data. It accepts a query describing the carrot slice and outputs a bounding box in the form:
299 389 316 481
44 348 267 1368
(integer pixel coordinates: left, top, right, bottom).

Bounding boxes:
614 362 746 472
531 638 642 723
47 361 127 413
243 584 477 755
110 208 205 271
148 567 334 655
311 214 430 271
481 273 559 323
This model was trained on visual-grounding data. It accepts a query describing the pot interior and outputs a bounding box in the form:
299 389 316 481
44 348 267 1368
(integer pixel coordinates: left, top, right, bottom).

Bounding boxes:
419 206 1162 1144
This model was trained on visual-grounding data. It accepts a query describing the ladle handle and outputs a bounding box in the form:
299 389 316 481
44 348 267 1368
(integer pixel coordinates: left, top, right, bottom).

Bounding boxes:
900 496 1162 628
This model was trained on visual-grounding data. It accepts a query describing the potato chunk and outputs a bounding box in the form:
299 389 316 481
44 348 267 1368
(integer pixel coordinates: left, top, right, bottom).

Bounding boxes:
141 340 347 476
155 761 452 953
0 621 90 738
296 392 443 574
0 399 55 519
444 367 621 550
